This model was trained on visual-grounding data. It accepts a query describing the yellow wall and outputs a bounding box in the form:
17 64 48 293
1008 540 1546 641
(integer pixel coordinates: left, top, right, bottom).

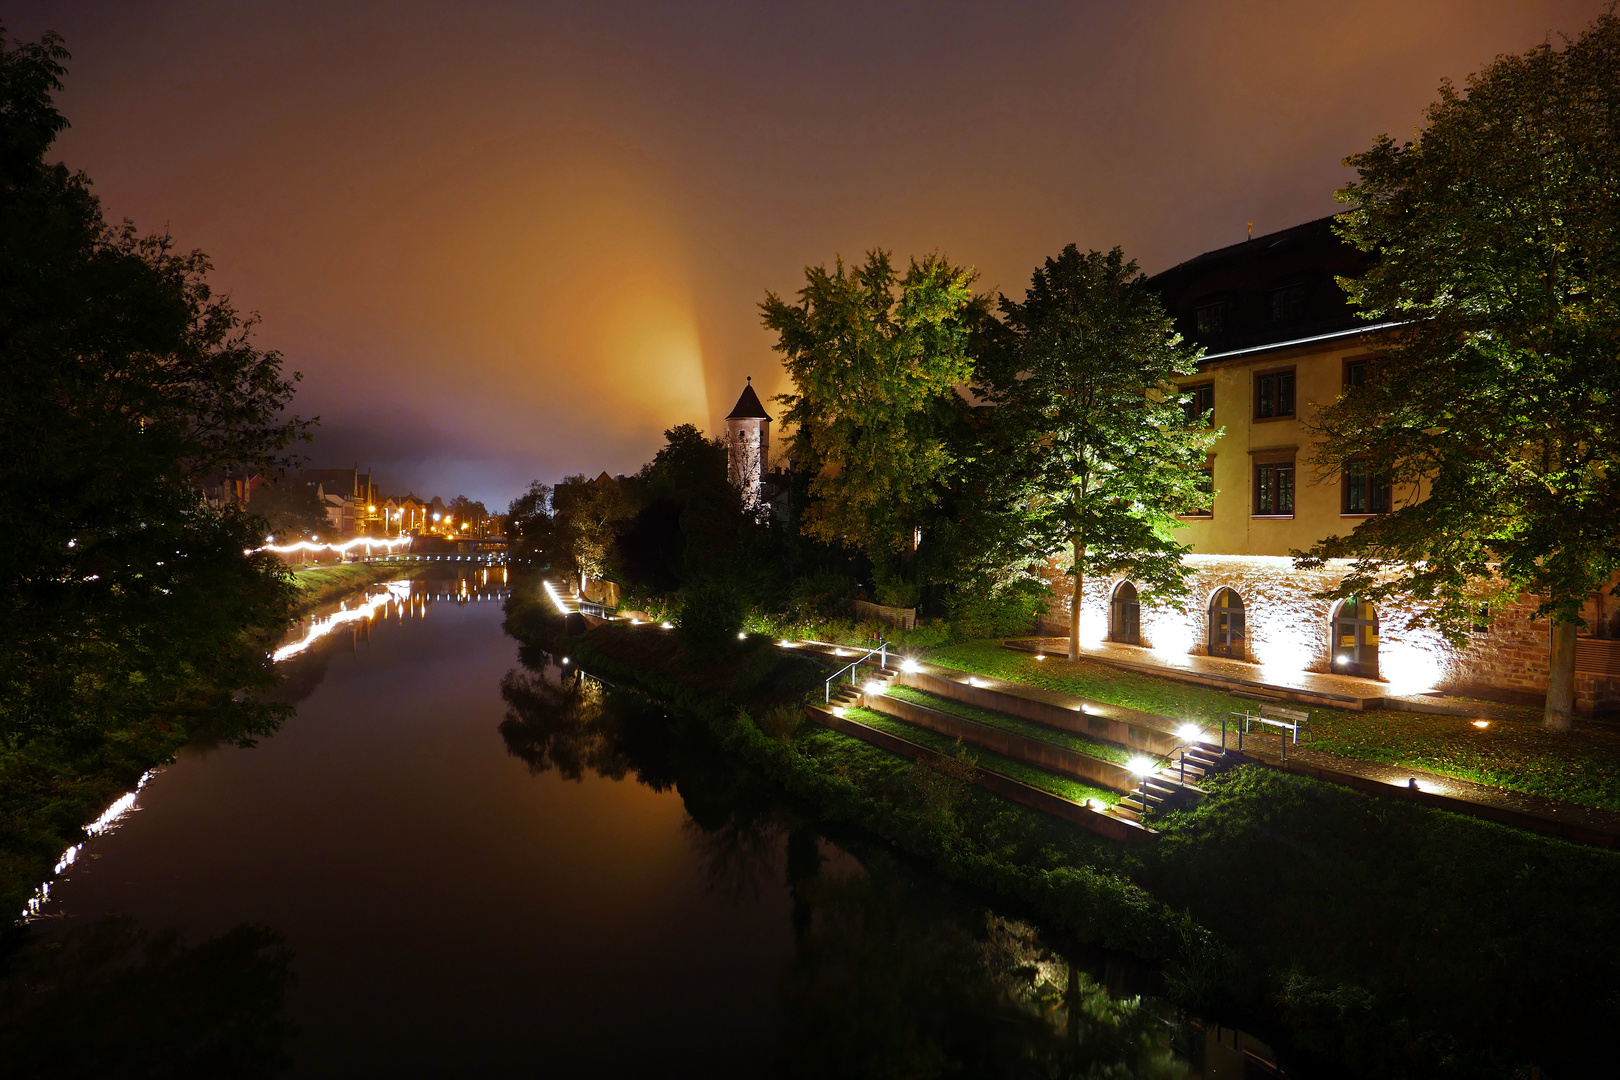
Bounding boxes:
1174 334 1404 557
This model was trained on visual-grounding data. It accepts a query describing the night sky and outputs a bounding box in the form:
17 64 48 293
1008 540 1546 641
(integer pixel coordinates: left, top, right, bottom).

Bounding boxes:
7 0 1604 506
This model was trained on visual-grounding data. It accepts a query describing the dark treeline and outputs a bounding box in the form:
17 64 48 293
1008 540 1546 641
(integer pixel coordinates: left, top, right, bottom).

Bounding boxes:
0 29 311 914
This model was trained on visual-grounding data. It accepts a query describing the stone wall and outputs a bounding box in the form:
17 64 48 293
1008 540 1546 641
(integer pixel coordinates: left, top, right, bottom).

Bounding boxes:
1037 555 1617 716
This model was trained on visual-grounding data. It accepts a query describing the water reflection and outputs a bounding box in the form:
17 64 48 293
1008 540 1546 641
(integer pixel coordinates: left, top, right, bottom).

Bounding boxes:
499 653 1213 1078
0 916 296 1078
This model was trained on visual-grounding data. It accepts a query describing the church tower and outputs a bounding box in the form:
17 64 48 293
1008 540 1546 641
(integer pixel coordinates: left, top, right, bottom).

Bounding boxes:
725 377 771 508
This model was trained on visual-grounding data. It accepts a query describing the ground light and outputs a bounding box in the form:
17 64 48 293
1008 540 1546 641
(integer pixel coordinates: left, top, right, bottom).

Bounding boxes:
864 680 885 695
661 622 673 629
900 657 921 674
1127 756 1157 777
1177 723 1204 743
1473 720 1490 729
738 632 747 640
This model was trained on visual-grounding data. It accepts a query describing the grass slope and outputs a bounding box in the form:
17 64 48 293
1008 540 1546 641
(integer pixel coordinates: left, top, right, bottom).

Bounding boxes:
885 684 1131 765
927 641 1620 811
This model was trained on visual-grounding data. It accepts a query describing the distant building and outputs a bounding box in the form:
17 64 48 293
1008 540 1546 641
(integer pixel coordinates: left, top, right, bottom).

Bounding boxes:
292 467 380 535
725 378 771 509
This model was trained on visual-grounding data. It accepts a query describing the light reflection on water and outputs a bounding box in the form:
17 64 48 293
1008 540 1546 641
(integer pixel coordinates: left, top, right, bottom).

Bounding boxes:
21 574 508 921
16 582 1284 1077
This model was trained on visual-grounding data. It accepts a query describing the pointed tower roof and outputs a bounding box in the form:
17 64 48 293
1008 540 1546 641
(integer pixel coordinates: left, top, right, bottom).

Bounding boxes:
726 377 772 421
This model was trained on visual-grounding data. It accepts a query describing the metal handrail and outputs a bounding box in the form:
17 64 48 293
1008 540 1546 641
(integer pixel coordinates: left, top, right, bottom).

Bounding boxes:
825 641 890 703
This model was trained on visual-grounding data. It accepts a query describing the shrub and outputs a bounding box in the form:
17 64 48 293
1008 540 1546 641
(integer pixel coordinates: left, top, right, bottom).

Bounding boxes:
674 579 747 661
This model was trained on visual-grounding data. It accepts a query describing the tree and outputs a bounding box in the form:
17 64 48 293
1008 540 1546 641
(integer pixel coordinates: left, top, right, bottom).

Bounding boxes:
762 250 982 568
506 481 554 563
980 246 1215 661
250 479 329 540
1296 14 1620 730
550 474 633 587
0 26 310 748
447 494 488 534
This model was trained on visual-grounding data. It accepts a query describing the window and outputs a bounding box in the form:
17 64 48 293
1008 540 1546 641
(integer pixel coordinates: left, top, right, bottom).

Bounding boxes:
1271 284 1308 322
1254 370 1295 419
1255 462 1294 515
1195 303 1226 335
1183 382 1214 425
1342 460 1390 515
1344 358 1369 387
1185 464 1214 517
1472 605 1491 634
1110 582 1141 645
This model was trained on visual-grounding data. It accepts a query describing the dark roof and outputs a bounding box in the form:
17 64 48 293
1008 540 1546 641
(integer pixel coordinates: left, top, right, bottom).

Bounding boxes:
1146 216 1375 360
726 379 771 421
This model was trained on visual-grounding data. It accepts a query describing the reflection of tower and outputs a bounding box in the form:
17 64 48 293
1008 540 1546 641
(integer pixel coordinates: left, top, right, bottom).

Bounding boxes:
725 377 772 509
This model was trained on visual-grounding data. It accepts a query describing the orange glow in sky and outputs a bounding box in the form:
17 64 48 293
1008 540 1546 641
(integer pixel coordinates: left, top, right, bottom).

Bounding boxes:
8 0 1603 503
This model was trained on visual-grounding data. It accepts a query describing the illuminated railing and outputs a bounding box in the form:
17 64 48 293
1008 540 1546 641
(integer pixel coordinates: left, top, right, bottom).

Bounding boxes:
247 536 413 558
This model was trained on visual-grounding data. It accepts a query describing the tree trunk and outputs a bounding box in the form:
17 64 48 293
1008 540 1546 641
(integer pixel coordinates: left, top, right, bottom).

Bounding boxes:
1544 620 1577 731
1068 535 1084 662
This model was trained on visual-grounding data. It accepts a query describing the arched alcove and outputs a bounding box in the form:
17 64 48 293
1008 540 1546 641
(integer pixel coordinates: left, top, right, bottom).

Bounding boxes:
1110 581 1141 644
1208 588 1245 659
1331 597 1380 678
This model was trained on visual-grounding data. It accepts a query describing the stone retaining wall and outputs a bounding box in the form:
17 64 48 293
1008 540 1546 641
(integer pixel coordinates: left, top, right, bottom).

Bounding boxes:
896 669 1181 756
803 705 1154 842
865 692 1137 792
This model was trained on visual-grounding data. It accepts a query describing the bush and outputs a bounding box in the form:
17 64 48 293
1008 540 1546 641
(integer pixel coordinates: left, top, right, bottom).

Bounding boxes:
674 579 747 661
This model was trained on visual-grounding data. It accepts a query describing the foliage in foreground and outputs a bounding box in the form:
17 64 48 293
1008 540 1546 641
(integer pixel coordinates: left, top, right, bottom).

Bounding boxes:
1299 13 1620 727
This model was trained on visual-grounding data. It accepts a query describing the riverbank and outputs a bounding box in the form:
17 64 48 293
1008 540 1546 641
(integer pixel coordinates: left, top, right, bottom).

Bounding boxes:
290 559 432 614
508 590 1620 1079
1 561 430 926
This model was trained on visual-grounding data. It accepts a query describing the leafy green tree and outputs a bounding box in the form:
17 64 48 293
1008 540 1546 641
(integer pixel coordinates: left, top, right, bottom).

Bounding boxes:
1296 14 1620 729
980 246 1215 661
762 250 982 566
0 26 309 749
551 473 633 588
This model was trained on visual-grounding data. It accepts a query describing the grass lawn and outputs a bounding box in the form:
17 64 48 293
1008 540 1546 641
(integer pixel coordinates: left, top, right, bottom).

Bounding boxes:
926 640 1620 812
843 706 1119 806
885 685 1131 765
289 560 424 613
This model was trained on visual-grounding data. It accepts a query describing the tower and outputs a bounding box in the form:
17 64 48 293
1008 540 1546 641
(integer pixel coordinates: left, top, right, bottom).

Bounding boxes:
725 377 771 508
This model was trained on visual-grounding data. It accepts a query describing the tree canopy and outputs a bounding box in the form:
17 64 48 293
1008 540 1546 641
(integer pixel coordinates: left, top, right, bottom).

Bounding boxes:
0 25 308 748
762 250 982 562
1296 13 1620 728
980 246 1214 660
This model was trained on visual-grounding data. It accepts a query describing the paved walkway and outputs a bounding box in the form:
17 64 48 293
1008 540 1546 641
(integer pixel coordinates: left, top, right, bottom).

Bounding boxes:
1006 637 1530 718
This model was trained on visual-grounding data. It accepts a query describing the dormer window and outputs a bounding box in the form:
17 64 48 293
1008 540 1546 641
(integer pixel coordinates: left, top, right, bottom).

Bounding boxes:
1195 302 1227 335
1271 284 1308 323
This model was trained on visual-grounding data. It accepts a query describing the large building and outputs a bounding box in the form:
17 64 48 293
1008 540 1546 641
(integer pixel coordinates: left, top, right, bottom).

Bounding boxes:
1038 218 1619 715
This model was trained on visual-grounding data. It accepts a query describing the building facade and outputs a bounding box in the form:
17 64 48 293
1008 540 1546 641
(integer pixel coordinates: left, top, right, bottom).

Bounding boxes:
1037 218 1619 714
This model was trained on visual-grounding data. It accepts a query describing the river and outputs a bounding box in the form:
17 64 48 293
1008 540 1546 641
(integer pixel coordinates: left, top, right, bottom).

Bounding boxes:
22 573 1276 1078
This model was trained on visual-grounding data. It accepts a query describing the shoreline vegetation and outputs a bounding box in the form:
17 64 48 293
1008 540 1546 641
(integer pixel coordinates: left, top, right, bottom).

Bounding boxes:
0 562 426 929
505 583 1619 1079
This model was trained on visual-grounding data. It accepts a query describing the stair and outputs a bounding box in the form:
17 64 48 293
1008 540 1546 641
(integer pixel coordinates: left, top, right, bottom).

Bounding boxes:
1112 745 1234 822
827 659 900 712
